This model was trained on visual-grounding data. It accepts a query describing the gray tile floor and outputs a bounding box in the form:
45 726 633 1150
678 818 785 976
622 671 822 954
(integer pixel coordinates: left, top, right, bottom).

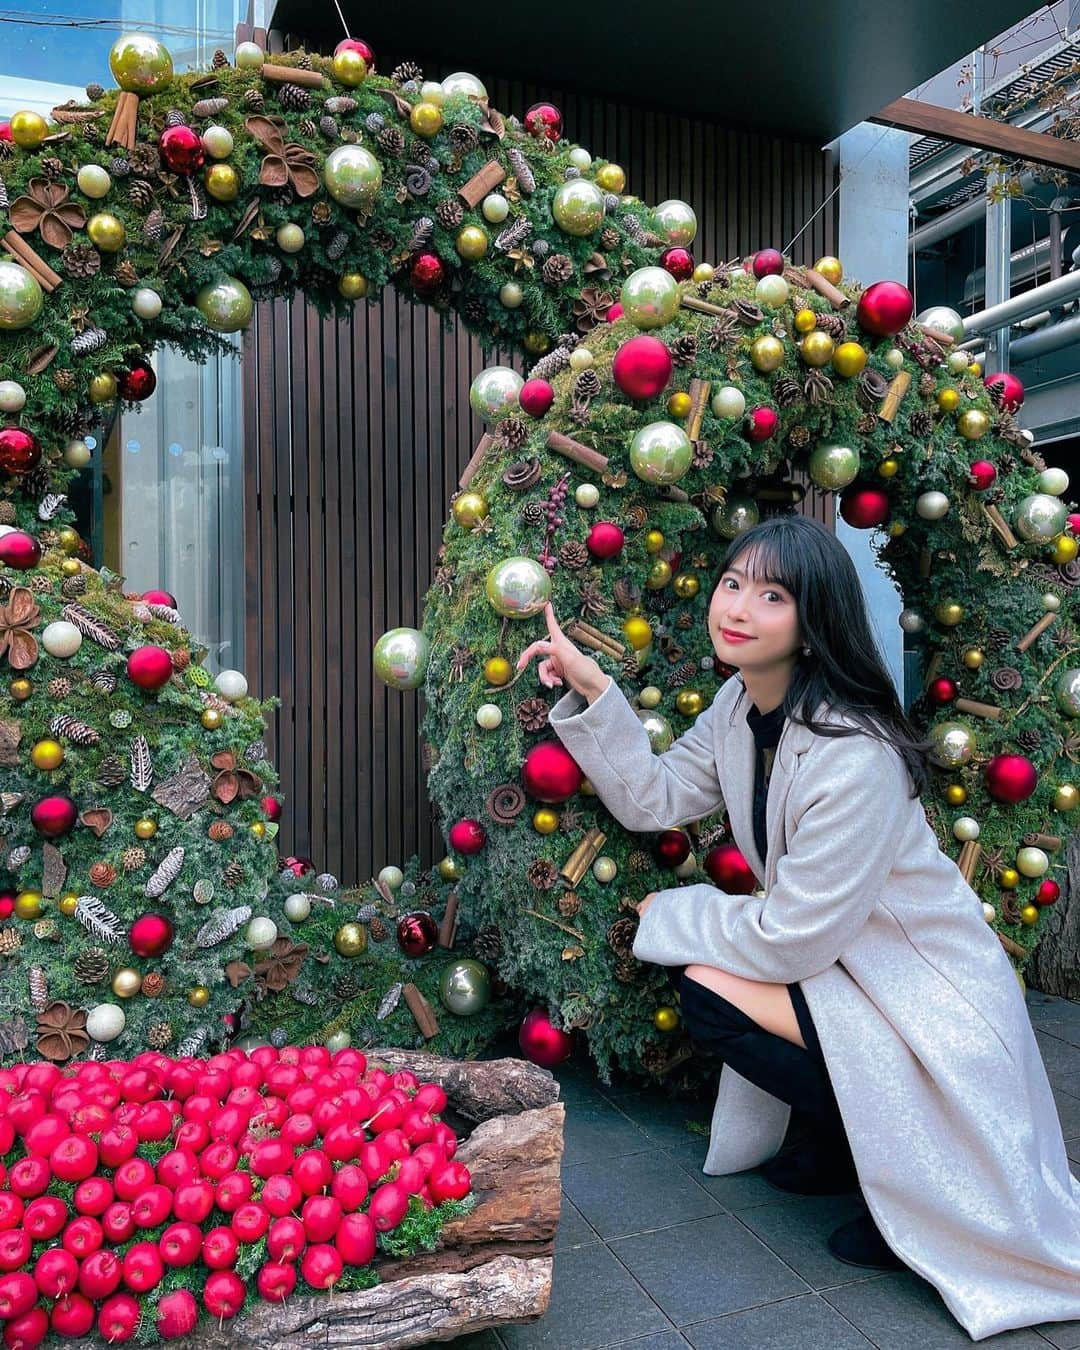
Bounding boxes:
439 989 1080 1350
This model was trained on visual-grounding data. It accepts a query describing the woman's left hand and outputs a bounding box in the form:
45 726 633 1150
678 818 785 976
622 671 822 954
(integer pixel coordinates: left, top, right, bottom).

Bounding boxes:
636 892 659 919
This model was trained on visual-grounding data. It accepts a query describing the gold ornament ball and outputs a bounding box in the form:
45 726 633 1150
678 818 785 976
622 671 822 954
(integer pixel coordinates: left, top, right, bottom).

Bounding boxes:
1000 868 1020 889
60 558 81 577
831 341 867 378
580 778 596 795
638 686 662 709
452 491 489 527
623 616 653 650
878 457 900 479
134 817 158 840
15 891 43 921
410 101 444 137
692 263 715 283
201 708 224 730
331 48 368 86
750 335 785 373
438 856 462 881
205 163 239 202
595 163 626 193
522 330 550 355
936 387 960 413
9 678 32 701
456 225 488 261
89 372 118 404
934 600 964 626
338 272 368 300
813 255 843 284
30 739 65 771
10 110 48 150
1054 783 1078 811
533 808 559 835
654 1006 679 1033
672 572 699 599
967 362 981 377
646 558 672 589
1051 533 1078 565
249 821 266 840
334 922 368 957
957 408 990 440
962 647 984 669
675 689 704 716
944 784 967 806
793 308 817 334
188 986 210 1007
888 521 906 538
644 529 665 554
799 331 834 368
667 391 692 419
484 656 512 686
57 527 80 555
109 33 173 92
87 213 126 252
1020 904 1039 927
58 893 79 917
112 968 143 998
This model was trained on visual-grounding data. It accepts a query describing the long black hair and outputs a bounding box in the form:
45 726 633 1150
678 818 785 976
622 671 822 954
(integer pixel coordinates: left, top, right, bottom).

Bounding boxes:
716 515 935 798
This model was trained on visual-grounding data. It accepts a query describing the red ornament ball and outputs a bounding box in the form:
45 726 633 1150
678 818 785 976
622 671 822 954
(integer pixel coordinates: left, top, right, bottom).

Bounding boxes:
1036 879 1060 907
0 530 42 569
752 248 785 278
659 247 694 281
129 913 174 958
159 125 205 175
260 795 282 822
704 842 758 894
0 894 13 920
278 855 315 878
410 252 445 295
142 589 177 607
927 677 957 705
856 280 913 337
605 302 624 323
0 123 10 143
612 335 673 401
0 427 41 476
519 378 554 418
984 754 1037 804
745 406 778 442
984 371 1024 412
968 460 997 491
31 795 77 838
118 361 156 402
397 910 438 957
334 37 375 67
839 483 891 529
655 829 691 868
524 102 562 142
1067 513 1080 535
126 645 174 691
518 1007 572 1068
586 520 625 560
448 818 486 855
521 741 583 803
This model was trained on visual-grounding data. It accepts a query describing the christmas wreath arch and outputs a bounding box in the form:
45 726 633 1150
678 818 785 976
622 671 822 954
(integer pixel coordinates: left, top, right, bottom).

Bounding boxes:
0 34 1077 1083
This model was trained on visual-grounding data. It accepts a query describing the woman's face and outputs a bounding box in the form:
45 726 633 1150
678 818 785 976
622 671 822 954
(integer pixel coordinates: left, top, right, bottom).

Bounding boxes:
708 551 804 670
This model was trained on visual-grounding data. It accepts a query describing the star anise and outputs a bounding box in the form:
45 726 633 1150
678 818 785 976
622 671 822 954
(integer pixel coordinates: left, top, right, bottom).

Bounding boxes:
209 750 263 804
254 938 308 993
433 563 455 597
1062 731 1080 765
979 846 1007 879
156 171 182 199
572 286 615 332
448 646 472 681
10 177 86 249
36 1002 89 1062
558 804 583 834
0 587 41 670
705 315 739 349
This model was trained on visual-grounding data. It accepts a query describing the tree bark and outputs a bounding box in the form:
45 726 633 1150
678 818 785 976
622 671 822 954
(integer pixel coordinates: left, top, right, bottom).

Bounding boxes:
1028 830 1080 1000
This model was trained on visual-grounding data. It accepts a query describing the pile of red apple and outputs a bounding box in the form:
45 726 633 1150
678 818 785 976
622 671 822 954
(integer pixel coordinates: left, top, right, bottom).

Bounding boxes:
0 1045 472 1346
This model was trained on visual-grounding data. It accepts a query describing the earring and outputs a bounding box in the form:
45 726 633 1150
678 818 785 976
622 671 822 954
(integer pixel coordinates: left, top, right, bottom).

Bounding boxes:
802 645 812 656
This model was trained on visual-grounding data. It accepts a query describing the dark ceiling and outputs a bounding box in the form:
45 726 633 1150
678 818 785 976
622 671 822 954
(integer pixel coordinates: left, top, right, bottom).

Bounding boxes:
269 1 1036 142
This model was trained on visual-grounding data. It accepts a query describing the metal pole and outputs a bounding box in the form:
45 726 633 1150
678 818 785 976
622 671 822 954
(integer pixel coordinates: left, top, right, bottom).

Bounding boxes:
961 269 1080 333
980 47 1012 376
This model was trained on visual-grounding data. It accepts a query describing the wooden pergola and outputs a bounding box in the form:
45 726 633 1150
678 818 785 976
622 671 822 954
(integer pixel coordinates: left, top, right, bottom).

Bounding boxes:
870 97 1080 174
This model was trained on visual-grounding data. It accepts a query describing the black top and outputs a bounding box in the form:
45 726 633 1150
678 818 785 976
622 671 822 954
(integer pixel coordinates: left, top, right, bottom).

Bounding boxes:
745 699 787 878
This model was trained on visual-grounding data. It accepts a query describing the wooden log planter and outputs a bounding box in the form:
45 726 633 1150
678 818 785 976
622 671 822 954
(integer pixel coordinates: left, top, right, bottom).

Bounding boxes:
73 1052 565 1350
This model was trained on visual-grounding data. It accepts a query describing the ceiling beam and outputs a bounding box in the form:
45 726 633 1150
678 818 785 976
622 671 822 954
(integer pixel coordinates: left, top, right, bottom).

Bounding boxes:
869 97 1080 174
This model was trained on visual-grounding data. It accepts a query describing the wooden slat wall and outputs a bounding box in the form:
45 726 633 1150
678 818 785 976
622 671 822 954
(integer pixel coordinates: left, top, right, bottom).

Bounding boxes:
241 63 838 883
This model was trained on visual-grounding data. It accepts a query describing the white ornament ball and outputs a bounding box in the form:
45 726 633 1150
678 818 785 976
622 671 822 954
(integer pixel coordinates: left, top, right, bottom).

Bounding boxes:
885 348 905 370
755 274 789 308
0 526 13 539
568 347 595 372
673 852 697 879
234 40 264 69
213 669 248 702
948 351 969 374
1016 846 1049 878
592 855 617 883
246 917 278 951
898 607 925 634
441 72 487 100
569 147 592 169
728 266 747 280
499 281 524 309
711 386 746 420
284 893 312 922
481 193 509 223
1043 593 1062 613
76 164 112 199
575 483 599 508
420 81 445 106
64 439 92 469
131 287 162 320
276 223 305 254
1037 467 1069 496
41 621 83 658
476 703 503 730
982 902 997 924
378 865 404 891
952 816 980 842
87 1003 125 1042
326 1030 351 1053
915 491 950 521
0 380 26 412
201 124 234 159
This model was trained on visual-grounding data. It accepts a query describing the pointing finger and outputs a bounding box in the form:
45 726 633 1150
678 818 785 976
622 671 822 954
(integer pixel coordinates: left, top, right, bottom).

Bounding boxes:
544 602 562 642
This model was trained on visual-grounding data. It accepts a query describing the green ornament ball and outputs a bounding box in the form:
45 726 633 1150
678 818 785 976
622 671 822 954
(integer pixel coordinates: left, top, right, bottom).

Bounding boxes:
469 365 523 422
0 261 44 330
620 266 679 329
551 179 606 236
323 144 383 209
927 721 976 768
1054 667 1080 718
637 709 674 752
485 556 551 619
629 421 693 485
108 32 173 93
808 441 861 491
652 198 697 246
373 627 431 690
1014 493 1067 545
710 495 760 539
195 276 253 333
438 959 491 1015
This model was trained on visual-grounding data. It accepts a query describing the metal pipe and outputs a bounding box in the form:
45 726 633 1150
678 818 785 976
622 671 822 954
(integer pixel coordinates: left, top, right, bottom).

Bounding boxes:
967 310 1080 366
909 172 1038 253
961 270 1080 334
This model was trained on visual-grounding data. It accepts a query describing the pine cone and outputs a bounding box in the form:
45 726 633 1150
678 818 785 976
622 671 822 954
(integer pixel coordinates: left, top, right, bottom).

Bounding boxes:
223 859 244 887
127 178 154 209
147 1022 173 1049
436 198 464 229
96 755 126 788
908 410 933 439
392 60 424 84
613 955 639 984
52 368 76 393
462 294 487 326
670 334 698 366
773 375 802 408
113 260 138 287
600 226 620 251
40 156 64 180
170 648 190 671
90 862 117 887
527 858 558 890
557 891 581 918
919 372 936 397
110 155 131 177
628 849 652 873
129 143 160 176
1016 728 1041 752
516 697 550 732
208 820 234 841
542 253 574 287
143 207 163 242
334 971 361 1001
814 312 846 339
141 971 165 997
122 847 146 872
0 502 15 525
88 670 115 693
666 660 698 688
369 916 388 942
243 87 265 110
856 412 878 437
86 82 106 100
558 540 590 569
378 127 405 157
298 116 317 139
211 48 229 68
690 442 714 471
47 677 71 698
787 425 811 449
326 230 349 261
0 931 22 957
74 948 109 984
498 417 529 450
276 83 311 111
62 244 101 279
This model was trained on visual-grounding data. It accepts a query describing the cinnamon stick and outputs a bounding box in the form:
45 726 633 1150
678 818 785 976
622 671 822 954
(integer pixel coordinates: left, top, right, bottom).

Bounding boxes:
565 620 623 659
546 431 608 474
957 839 981 884
437 891 459 949
458 160 506 209
261 63 327 89
1023 832 1062 851
982 503 1018 549
918 545 932 580
653 484 690 503
680 294 730 318
105 91 139 150
1017 612 1055 653
560 828 606 887
804 267 849 309
402 983 439 1038
686 378 711 441
0 233 61 291
917 322 955 346
373 876 396 907
997 931 1026 959
459 433 496 490
954 697 1002 720
878 371 911 423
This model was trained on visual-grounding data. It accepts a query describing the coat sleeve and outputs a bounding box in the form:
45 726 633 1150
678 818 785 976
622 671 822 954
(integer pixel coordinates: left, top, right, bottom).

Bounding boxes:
547 676 726 832
632 733 911 982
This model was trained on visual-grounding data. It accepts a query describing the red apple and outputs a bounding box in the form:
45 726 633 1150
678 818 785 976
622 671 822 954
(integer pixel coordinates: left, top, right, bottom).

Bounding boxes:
49 1293 95 1339
77 1249 122 1300
201 1226 239 1271
257 1260 297 1303
299 1243 342 1291
335 1211 377 1266
61 1216 103 1258
158 1221 202 1268
156 1289 199 1339
96 1292 140 1343
267 1215 306 1262
120 1242 163 1294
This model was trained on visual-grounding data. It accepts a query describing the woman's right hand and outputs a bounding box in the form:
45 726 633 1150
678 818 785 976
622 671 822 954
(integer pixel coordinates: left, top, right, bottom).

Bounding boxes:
516 602 610 699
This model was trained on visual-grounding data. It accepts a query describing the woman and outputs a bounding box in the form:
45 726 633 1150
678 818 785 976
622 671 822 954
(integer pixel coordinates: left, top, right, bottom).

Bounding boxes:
517 515 1080 1342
